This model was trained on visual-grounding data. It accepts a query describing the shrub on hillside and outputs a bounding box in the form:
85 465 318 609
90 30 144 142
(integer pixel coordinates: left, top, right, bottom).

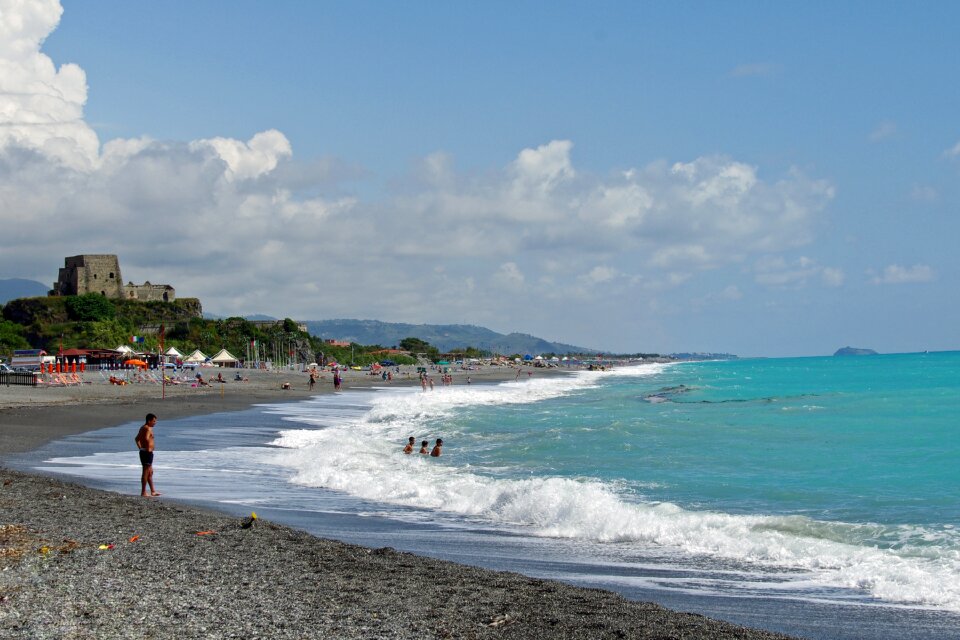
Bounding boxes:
0 319 30 354
65 294 116 322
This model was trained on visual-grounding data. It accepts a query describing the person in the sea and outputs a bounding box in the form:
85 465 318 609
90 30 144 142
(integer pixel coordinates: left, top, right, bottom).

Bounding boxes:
430 438 443 457
309 371 316 391
403 436 415 454
419 440 429 454
134 413 161 497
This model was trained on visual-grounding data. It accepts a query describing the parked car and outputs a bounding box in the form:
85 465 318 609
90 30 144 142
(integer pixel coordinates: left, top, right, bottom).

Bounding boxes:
0 363 13 373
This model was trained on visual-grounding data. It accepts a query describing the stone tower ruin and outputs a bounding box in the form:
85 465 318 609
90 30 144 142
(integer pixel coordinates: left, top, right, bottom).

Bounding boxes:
53 255 125 298
52 255 176 302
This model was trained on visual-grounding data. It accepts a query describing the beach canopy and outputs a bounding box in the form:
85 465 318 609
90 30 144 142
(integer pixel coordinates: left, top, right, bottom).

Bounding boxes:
211 348 239 364
115 345 134 354
165 346 184 358
184 349 208 363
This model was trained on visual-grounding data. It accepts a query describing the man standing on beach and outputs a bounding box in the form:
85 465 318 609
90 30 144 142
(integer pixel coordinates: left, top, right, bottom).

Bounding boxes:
134 413 161 497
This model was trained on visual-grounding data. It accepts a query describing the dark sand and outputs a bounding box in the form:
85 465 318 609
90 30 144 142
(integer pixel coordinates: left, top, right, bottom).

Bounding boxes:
0 368 798 639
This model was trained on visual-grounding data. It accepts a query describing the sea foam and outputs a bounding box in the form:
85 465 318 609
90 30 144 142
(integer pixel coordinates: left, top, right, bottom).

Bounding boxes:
263 367 960 611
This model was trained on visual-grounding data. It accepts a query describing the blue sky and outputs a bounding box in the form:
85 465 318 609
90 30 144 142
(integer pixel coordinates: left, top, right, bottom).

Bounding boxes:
2 1 958 356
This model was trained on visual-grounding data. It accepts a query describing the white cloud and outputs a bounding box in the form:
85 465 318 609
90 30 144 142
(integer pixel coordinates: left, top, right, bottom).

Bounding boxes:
580 265 618 285
493 262 525 291
754 256 844 289
190 130 292 182
820 267 845 287
910 184 938 202
944 141 960 158
870 264 936 285
511 139 574 195
0 1 837 326
690 284 743 312
0 0 99 170
868 120 897 142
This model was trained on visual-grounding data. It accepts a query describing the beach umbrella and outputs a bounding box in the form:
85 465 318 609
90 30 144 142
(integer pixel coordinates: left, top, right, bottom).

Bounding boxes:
124 359 147 368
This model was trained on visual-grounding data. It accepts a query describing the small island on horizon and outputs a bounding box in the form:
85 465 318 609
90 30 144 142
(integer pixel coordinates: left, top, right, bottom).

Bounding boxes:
834 346 879 356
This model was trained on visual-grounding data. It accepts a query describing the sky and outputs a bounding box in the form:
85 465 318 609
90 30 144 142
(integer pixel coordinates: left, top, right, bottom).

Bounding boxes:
1 0 958 357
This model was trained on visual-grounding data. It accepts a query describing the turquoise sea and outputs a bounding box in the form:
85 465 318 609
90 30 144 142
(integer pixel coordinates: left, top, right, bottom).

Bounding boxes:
24 352 960 639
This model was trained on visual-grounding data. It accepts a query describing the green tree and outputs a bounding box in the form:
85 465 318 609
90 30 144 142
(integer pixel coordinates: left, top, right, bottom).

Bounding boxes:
65 294 116 322
0 319 30 354
398 337 430 352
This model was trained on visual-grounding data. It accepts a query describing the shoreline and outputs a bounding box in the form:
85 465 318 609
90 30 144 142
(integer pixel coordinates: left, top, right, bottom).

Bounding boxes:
0 364 542 453
0 366 802 639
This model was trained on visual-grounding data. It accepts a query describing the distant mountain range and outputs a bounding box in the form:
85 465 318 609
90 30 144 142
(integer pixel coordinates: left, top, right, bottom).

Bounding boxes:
202 314 597 354
0 278 48 304
303 319 598 355
2 285 601 354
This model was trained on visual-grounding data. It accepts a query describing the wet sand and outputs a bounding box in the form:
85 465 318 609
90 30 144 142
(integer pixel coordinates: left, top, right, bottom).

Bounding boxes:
0 366 798 639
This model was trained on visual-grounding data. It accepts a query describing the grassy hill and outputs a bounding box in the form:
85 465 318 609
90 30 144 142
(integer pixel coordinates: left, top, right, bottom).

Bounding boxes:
0 297 415 367
2 296 610 365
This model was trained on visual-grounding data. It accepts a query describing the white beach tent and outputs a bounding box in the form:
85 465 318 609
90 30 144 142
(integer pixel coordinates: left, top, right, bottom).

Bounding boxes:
115 345 135 354
210 348 239 366
165 346 184 358
184 349 208 363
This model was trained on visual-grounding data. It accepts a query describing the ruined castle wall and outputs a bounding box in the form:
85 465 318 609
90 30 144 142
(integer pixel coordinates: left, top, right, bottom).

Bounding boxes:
123 282 176 302
53 255 124 297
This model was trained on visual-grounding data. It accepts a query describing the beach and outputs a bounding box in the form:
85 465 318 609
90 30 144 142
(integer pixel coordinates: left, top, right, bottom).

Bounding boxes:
0 365 798 639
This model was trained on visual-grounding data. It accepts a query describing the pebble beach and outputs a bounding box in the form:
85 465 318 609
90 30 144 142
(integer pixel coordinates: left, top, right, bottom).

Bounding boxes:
0 367 798 639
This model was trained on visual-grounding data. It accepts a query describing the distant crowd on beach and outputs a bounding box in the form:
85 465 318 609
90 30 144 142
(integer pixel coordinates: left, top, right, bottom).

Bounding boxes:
403 436 442 457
